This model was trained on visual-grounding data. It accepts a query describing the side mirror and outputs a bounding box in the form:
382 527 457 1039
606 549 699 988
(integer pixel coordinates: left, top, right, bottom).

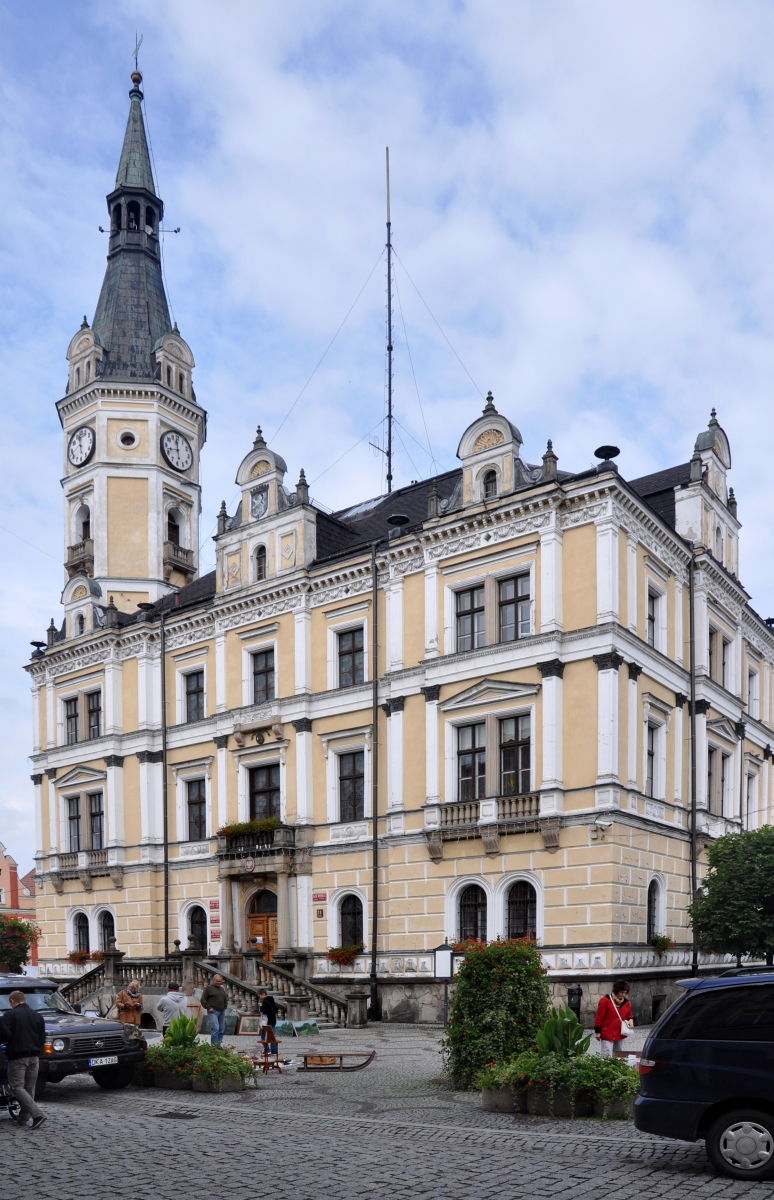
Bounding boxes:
71 1003 81 1014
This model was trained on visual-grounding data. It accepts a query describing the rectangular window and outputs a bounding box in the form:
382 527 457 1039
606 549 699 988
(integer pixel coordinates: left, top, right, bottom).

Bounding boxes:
747 773 756 828
339 751 365 822
338 628 364 688
647 592 658 648
89 792 104 850
722 639 730 689
458 723 486 801
87 691 102 740
646 725 656 798
500 715 531 795
252 649 275 705
456 587 485 653
708 627 717 680
65 698 79 745
185 671 205 723
187 779 207 841
68 798 81 852
249 764 280 820
499 575 530 643
707 747 716 813
720 753 730 817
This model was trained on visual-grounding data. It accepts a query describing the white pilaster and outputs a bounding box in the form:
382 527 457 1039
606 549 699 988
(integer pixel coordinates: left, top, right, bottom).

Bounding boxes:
214 737 229 829
231 879 242 949
45 681 55 749
32 776 43 857
104 659 123 735
295 874 312 949
105 759 125 846
674 580 683 666
386 579 404 672
539 515 563 633
294 722 314 823
388 702 404 810
596 517 620 625
539 667 564 814
627 668 640 788
294 610 312 694
696 708 708 808
595 654 621 806
48 778 58 854
627 535 637 633
31 687 40 754
673 704 683 804
215 633 227 712
424 566 439 658
423 690 440 802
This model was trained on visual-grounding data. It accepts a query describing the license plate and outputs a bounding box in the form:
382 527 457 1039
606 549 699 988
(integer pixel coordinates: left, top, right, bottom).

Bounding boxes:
88 1055 118 1067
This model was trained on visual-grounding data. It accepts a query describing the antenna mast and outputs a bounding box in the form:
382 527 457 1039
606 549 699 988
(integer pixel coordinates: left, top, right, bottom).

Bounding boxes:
386 147 393 494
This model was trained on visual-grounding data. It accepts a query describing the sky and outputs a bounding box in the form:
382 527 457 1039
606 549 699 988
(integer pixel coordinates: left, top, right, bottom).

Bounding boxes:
3 0 774 872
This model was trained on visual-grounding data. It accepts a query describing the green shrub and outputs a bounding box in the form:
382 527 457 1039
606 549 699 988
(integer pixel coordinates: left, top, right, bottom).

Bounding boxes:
163 1014 198 1047
146 1042 254 1082
535 1005 591 1058
217 817 280 838
475 1050 640 1119
0 916 39 973
443 938 550 1090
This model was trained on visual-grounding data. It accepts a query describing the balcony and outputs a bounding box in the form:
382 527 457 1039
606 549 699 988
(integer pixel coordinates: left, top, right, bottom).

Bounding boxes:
424 793 552 862
216 824 296 872
66 539 94 578
163 540 195 581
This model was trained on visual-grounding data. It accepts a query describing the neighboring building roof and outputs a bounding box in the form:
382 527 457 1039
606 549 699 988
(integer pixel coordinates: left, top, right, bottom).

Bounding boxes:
627 462 692 529
19 870 35 898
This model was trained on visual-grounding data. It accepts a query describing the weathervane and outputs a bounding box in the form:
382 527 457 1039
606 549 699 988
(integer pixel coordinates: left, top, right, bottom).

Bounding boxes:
133 33 143 72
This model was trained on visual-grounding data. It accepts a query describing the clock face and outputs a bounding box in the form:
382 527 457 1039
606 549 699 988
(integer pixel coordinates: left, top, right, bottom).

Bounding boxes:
68 426 95 467
160 430 194 472
251 485 269 519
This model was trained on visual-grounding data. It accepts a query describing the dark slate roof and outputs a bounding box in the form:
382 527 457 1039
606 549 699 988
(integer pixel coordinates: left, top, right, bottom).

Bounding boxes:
627 463 691 529
91 81 172 380
127 571 217 625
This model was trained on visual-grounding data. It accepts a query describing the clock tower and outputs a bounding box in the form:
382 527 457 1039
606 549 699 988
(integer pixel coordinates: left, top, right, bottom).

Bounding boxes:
57 71 205 630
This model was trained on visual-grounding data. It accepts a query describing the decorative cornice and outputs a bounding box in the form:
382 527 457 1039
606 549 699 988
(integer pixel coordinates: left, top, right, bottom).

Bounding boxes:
674 692 688 708
103 755 124 768
136 750 163 764
30 774 43 786
212 735 230 749
536 659 564 679
593 652 624 672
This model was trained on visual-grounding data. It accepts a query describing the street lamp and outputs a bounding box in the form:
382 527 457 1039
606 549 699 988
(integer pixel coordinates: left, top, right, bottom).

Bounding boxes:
433 940 455 1026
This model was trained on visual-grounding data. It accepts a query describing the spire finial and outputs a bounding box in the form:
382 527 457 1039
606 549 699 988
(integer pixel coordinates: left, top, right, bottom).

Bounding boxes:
253 425 267 449
709 407 719 426
296 468 309 506
81 316 89 329
483 391 497 414
216 500 228 537
542 439 558 481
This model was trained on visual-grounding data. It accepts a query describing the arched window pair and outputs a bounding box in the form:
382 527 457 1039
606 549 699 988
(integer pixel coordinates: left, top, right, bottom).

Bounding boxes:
457 881 537 942
646 879 661 943
73 910 114 953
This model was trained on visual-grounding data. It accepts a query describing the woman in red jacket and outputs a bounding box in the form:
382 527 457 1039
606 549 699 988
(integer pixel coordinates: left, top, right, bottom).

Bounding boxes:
594 979 634 1058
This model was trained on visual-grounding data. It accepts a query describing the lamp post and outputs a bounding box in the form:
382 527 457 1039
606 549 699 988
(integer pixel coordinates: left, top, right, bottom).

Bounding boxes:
433 940 455 1026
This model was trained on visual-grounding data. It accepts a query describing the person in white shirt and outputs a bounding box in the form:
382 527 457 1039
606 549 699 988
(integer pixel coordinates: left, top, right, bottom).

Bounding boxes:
156 982 188 1032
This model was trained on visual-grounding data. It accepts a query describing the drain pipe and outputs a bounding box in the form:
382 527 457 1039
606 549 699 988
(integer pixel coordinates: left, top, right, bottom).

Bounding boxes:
369 542 381 1019
689 547 698 976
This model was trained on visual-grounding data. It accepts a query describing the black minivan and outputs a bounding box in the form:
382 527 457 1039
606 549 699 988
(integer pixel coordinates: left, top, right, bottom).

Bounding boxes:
635 970 774 1181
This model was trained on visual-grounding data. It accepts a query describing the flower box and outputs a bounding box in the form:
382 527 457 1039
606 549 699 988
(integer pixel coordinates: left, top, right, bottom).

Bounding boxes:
481 1086 526 1114
153 1070 192 1090
192 1075 245 1092
526 1088 593 1118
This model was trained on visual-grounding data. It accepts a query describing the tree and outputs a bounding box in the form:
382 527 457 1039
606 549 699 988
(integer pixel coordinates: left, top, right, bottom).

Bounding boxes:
0 915 39 974
443 939 551 1089
689 827 774 964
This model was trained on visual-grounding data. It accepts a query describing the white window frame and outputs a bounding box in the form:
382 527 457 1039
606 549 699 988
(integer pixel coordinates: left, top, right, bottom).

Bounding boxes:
93 905 117 951
476 463 501 502
171 758 213 843
444 875 495 943
326 618 368 691
646 874 666 939
444 703 536 803
241 636 279 708
443 560 536 655
176 661 208 725
748 667 760 720
493 872 544 945
235 745 287 824
746 767 760 829
641 695 671 801
326 887 369 953
58 683 103 747
67 908 92 954
644 579 666 653
178 899 211 951
320 727 372 825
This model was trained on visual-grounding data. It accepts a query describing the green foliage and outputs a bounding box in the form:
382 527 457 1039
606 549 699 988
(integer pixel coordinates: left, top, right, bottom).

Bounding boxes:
443 938 551 1090
0 916 39 974
217 817 280 838
650 935 674 954
146 1042 254 1081
326 942 365 965
474 1050 639 1119
163 1014 198 1047
535 1005 591 1058
690 827 774 961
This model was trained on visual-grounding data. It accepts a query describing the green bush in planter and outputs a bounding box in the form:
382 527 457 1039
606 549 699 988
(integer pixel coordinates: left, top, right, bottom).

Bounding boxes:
443 938 550 1090
146 1041 254 1084
163 1014 198 1048
475 1050 639 1119
535 1006 591 1058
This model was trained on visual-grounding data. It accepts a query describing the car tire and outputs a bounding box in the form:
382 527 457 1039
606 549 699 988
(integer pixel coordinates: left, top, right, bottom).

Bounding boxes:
92 1065 136 1090
706 1109 774 1180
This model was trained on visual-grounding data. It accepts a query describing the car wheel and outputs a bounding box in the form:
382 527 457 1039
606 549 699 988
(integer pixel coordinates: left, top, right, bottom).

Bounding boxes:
33 1077 46 1101
91 1065 136 1090
706 1109 774 1180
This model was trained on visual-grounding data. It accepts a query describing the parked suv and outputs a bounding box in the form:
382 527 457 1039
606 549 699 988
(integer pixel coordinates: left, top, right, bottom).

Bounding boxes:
635 969 774 1181
0 975 144 1096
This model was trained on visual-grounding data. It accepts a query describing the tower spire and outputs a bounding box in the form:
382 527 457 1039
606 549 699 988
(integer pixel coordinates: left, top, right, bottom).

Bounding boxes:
91 70 172 381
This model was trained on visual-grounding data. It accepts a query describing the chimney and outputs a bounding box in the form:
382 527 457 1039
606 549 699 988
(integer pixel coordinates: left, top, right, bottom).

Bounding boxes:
427 477 440 519
105 596 119 629
690 451 702 483
46 619 57 649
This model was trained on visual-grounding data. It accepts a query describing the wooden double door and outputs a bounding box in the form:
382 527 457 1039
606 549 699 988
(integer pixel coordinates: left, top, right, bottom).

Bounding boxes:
248 915 278 961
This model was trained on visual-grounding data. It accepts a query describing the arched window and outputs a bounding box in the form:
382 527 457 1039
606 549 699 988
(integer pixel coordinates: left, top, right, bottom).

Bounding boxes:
483 470 497 499
167 366 172 387
255 545 267 581
85 361 90 382
76 614 85 636
507 880 537 940
167 512 180 546
188 905 207 950
250 890 278 915
459 884 487 942
647 879 659 942
715 525 723 562
127 201 140 231
145 206 155 234
340 895 363 947
179 371 185 395
75 367 80 388
112 204 122 231
76 504 91 541
74 912 90 954
99 911 115 952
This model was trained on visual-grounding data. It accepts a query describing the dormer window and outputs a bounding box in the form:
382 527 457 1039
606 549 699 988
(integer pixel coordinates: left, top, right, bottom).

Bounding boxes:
483 470 497 499
167 513 180 546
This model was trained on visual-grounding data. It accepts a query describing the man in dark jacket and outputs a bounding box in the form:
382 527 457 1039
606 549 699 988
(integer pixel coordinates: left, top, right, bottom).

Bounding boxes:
258 989 277 1028
0 991 46 1128
200 975 228 1045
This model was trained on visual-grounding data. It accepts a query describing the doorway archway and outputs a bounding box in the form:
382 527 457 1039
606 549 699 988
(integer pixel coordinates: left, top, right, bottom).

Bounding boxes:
248 890 278 961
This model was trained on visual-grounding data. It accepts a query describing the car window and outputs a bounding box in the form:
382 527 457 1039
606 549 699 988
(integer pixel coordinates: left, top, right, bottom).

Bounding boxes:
660 984 774 1042
0 990 74 1013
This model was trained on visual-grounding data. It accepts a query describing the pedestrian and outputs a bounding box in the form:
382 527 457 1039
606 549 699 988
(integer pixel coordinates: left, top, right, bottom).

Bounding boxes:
258 989 277 1029
594 980 634 1058
116 980 143 1026
0 990 47 1129
156 982 188 1033
200 974 228 1045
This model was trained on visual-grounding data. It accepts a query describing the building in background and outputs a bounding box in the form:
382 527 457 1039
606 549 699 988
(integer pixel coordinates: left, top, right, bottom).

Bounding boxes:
25 72 774 1023
0 843 37 968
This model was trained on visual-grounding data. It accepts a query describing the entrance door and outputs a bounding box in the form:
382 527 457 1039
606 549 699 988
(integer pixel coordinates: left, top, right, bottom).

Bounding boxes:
248 915 278 961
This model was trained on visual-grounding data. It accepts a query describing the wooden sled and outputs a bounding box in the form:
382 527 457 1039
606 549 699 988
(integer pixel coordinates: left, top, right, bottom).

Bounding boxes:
298 1050 376 1072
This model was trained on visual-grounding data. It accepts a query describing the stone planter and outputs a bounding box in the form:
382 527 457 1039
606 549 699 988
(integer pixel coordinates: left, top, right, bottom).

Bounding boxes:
481 1087 527 1114
153 1070 193 1091
592 1096 635 1119
192 1075 245 1093
526 1088 593 1118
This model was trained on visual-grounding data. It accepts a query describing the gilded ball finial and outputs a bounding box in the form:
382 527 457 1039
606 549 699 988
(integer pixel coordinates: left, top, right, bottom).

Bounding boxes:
131 70 142 86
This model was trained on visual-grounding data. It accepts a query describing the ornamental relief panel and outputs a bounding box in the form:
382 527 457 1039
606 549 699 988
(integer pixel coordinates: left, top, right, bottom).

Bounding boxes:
425 510 551 562
472 428 505 453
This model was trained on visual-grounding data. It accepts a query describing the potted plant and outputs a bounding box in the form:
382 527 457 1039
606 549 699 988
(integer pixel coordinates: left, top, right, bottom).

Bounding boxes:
190 1046 254 1092
326 941 365 968
66 949 91 966
650 934 674 956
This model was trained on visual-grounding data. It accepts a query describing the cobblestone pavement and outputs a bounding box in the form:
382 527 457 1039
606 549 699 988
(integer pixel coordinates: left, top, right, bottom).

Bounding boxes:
3 1024 772 1199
